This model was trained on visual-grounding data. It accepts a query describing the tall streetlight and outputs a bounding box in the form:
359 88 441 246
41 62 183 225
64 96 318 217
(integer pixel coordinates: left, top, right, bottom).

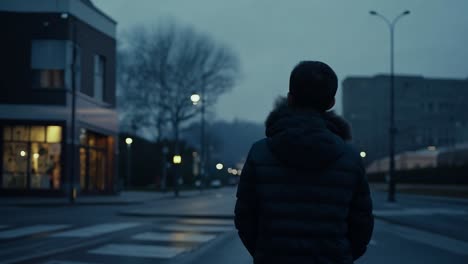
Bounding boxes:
191 89 206 190
369 10 410 202
125 137 133 189
161 146 169 192
59 13 79 204
172 154 182 197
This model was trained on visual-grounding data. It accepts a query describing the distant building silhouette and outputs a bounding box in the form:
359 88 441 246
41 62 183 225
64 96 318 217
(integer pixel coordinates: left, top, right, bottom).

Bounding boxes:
343 75 468 164
0 0 118 195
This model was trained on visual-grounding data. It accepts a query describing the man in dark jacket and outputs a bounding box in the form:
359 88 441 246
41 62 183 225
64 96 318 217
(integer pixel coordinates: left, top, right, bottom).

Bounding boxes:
235 61 374 264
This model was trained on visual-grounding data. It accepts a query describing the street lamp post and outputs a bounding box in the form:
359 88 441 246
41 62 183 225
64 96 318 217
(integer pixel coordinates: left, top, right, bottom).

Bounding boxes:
191 88 206 190
369 10 410 202
65 13 78 204
161 146 169 192
173 154 182 197
125 137 133 189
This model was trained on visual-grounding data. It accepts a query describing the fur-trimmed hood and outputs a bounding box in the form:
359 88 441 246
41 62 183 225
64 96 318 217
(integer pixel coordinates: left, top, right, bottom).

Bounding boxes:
264 97 352 169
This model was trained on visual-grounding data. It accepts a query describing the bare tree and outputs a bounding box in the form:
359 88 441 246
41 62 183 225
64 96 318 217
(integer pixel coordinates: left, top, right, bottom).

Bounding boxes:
119 21 240 147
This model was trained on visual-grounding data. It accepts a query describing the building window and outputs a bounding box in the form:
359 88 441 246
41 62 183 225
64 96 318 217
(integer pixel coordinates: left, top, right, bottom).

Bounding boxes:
31 40 68 89
2 125 62 190
94 55 105 101
31 40 80 90
32 69 65 88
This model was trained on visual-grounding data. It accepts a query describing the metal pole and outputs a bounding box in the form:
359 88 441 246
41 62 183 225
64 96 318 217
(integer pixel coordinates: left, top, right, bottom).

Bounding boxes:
161 147 168 192
200 86 206 190
127 143 131 189
369 10 410 203
69 20 77 204
388 25 396 202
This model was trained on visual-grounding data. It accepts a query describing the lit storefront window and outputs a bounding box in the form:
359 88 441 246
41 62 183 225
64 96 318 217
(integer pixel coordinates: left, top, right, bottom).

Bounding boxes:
2 125 63 190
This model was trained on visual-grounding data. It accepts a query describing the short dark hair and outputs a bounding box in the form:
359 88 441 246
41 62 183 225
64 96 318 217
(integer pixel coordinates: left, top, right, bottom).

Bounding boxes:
289 61 338 111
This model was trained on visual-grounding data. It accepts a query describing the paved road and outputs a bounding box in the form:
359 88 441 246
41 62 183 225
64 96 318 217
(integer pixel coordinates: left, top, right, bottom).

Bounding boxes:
1 187 467 263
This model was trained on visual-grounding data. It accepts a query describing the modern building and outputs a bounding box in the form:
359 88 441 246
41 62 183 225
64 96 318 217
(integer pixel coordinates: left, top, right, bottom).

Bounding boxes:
366 143 468 173
0 0 118 195
343 75 468 164
366 148 438 173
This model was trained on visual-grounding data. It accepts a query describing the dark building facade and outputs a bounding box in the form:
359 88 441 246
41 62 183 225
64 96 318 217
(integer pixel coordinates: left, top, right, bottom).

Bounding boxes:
343 75 468 164
0 0 118 195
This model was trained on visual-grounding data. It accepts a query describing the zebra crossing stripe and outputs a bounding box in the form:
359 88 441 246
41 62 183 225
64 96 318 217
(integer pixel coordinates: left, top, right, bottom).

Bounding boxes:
159 224 234 233
0 225 70 239
52 223 140 238
133 232 216 243
89 244 187 259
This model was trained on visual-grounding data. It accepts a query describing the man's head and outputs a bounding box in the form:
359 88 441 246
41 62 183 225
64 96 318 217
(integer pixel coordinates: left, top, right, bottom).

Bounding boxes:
288 61 338 112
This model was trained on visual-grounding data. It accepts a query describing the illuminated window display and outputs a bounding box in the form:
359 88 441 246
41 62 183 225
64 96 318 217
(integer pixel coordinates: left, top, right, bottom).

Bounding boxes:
2 125 62 189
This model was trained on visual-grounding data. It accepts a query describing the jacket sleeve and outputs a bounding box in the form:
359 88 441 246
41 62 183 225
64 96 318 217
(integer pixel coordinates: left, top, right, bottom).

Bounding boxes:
347 163 374 261
234 148 258 256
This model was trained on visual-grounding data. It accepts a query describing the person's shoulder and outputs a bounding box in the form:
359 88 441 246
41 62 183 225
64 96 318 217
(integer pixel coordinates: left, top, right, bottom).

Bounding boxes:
248 138 269 157
246 138 277 165
336 142 365 175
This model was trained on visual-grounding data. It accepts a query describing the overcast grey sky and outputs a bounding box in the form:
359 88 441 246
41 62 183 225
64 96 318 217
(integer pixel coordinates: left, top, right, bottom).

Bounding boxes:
93 0 468 123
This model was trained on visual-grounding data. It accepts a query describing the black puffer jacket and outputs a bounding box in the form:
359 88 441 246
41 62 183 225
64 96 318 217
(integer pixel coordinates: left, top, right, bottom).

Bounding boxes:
235 99 374 264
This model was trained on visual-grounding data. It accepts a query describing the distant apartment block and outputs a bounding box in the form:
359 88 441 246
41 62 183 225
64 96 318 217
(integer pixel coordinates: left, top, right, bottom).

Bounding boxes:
343 75 468 164
0 0 118 195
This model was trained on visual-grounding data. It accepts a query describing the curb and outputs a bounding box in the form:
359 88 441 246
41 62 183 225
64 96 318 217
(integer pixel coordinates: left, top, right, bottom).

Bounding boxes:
0 190 217 207
6 201 144 207
118 211 234 219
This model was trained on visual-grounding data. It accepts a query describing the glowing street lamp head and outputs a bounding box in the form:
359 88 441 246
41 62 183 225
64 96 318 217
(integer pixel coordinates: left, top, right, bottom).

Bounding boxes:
125 137 133 145
173 155 182 164
232 169 238 175
360 151 367 158
20 151 27 157
216 163 224 170
33 153 40 159
190 94 201 105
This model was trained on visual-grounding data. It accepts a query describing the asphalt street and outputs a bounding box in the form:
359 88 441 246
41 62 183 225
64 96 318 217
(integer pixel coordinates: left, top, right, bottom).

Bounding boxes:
1 187 467 263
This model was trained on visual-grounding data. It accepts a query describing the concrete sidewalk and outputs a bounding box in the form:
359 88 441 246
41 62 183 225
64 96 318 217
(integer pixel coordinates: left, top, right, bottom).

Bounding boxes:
0 189 212 207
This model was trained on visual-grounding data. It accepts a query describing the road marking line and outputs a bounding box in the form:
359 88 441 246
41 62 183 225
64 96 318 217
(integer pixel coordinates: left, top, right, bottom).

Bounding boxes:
0 225 8 229
159 224 234 233
89 244 187 259
374 208 468 217
382 222 468 255
42 261 98 264
133 232 216 243
52 223 140 238
178 219 234 226
0 225 70 239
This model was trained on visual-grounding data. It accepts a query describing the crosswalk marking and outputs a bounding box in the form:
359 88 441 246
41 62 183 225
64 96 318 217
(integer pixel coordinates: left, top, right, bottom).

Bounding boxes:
178 219 234 226
159 224 234 233
52 223 140 238
89 244 187 259
133 232 216 243
0 225 70 239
